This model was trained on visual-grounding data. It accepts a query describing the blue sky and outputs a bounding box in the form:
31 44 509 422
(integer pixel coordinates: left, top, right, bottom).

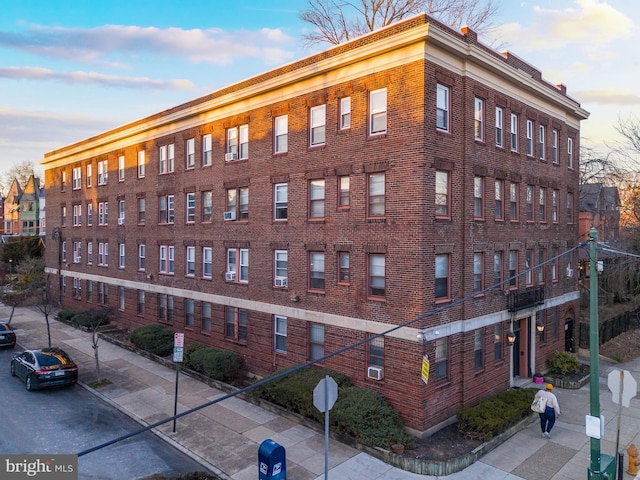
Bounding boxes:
0 0 638 182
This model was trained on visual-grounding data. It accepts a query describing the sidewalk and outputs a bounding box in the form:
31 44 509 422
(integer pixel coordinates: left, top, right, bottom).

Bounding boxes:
5 305 640 479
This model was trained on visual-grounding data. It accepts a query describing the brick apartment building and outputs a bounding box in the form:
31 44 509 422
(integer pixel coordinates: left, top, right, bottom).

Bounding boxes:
41 14 588 436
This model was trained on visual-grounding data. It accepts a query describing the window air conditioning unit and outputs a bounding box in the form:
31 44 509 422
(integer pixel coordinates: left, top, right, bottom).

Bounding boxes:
367 366 383 380
224 152 237 161
118 217 125 225
225 272 236 281
275 276 288 287
224 211 236 221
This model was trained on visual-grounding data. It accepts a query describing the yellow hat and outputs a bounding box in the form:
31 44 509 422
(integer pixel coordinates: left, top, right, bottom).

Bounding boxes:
546 384 553 391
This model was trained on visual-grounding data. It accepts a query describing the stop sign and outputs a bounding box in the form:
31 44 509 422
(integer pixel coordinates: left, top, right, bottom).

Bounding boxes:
313 376 338 413
608 369 637 408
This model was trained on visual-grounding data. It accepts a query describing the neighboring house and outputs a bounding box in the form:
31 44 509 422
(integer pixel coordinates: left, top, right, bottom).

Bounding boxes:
579 183 621 245
38 182 46 238
19 174 41 236
3 179 23 235
41 15 588 435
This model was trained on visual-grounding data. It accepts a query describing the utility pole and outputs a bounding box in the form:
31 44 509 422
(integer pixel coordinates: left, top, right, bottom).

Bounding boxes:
588 226 602 478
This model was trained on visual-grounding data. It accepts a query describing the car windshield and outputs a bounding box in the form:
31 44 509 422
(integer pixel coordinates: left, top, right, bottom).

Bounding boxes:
0 324 9 332
35 351 72 367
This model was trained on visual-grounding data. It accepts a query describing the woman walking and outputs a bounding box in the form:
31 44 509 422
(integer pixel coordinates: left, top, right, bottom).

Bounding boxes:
535 383 561 438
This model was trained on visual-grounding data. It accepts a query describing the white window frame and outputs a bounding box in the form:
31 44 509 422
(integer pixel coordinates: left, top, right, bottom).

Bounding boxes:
202 134 212 166
138 244 145 271
340 97 351 130
310 104 326 146
72 167 82 190
97 160 108 185
274 315 287 353
539 125 546 160
86 164 92 187
274 250 288 286
567 137 574 169
274 115 288 153
274 183 288 221
118 199 125 224
137 151 146 178
369 88 387 135
510 114 518 152
436 84 449 132
186 246 195 276
474 98 483 141
552 130 558 164
309 179 325 219
118 155 125 181
186 138 195 169
526 120 533 156
239 124 249 159
87 242 93 265
203 247 212 278
226 127 238 160
73 204 82 226
186 192 195 223
119 243 125 269
495 107 503 147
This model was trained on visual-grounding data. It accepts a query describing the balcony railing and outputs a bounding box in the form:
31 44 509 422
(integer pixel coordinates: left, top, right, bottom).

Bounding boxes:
507 285 544 312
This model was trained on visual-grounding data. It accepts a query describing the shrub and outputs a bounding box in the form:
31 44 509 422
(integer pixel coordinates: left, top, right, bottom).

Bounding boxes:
72 307 112 329
457 388 536 442
58 309 79 321
129 324 174 357
547 351 580 375
188 347 245 383
184 342 207 371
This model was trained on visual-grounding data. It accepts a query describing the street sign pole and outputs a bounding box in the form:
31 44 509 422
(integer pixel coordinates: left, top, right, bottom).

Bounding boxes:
588 227 602 479
324 375 329 479
172 332 185 433
313 375 338 480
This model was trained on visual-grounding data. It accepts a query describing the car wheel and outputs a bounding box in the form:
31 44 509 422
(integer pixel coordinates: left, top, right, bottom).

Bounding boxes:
26 374 34 391
10 362 15 376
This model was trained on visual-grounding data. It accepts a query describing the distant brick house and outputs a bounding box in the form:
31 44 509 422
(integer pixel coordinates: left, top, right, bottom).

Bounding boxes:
41 15 588 435
579 183 621 244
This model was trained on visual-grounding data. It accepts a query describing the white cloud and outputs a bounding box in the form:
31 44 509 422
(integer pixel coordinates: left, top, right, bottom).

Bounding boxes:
574 89 640 105
0 66 194 90
0 24 296 68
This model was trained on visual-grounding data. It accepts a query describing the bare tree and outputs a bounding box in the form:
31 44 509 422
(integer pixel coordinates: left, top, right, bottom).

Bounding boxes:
0 160 41 196
299 0 501 46
72 307 113 382
579 145 623 187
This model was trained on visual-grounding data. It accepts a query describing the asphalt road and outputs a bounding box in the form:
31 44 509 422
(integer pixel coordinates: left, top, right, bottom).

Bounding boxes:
0 347 212 479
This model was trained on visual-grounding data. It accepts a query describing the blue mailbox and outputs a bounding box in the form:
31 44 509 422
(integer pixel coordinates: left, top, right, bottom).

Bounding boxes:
258 438 286 480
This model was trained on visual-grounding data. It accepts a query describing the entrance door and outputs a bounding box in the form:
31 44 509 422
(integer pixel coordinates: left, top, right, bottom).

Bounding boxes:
565 319 575 352
512 328 520 377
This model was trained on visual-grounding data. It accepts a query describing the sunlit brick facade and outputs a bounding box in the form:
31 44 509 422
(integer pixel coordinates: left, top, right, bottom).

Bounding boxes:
42 14 588 435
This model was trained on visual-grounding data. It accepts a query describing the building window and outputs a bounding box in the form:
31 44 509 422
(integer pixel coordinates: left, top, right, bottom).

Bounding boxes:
186 192 195 223
473 253 483 293
538 249 545 284
474 98 483 141
137 290 145 315
138 244 145 270
474 329 483 369
98 201 108 225
158 294 174 323
118 199 125 224
368 254 385 298
526 120 533 156
551 247 558 282
203 247 212 278
494 324 502 361
509 182 519 221
87 242 93 265
97 160 108 185
551 190 559 223
159 245 174 274
435 338 448 380
86 280 92 301
274 115 288 153
508 250 518 288
310 104 326 146
525 185 534 222
474 176 484 219
435 254 449 301
495 179 504 221
186 246 195 276
539 125 546 160
226 248 249 283
309 179 325 219
369 88 387 135
338 252 350 283
118 155 125 181
525 249 533 286
539 187 546 222
137 197 145 224
435 170 449 218
495 106 503 147
62 276 66 295
185 299 195 328
186 138 195 169
274 315 287 353
61 170 67 191
567 137 574 168
340 97 351 129
225 124 249 160
368 335 384 369
368 172 385 217
61 206 67 226
227 187 249 220
98 242 108 266
338 176 350 207
567 192 574 224
159 195 175 224
309 252 325 291
202 134 212 166
137 151 146 178
86 164 92 187
510 114 518 152
201 302 211 332
552 130 558 164
436 84 449 131
274 250 288 287
119 286 125 310
274 183 288 220
493 252 502 289
225 307 248 343
202 191 212 222
73 241 82 264
309 324 324 360
98 282 108 305
159 144 175 174
119 243 125 269
72 167 82 190
73 204 82 226
239 124 249 159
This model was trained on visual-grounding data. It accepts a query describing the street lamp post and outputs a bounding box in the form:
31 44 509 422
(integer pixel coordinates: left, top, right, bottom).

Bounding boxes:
8 259 13 275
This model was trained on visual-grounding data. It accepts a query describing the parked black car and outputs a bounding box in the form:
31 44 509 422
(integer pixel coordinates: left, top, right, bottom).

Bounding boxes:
10 348 78 391
0 322 16 348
